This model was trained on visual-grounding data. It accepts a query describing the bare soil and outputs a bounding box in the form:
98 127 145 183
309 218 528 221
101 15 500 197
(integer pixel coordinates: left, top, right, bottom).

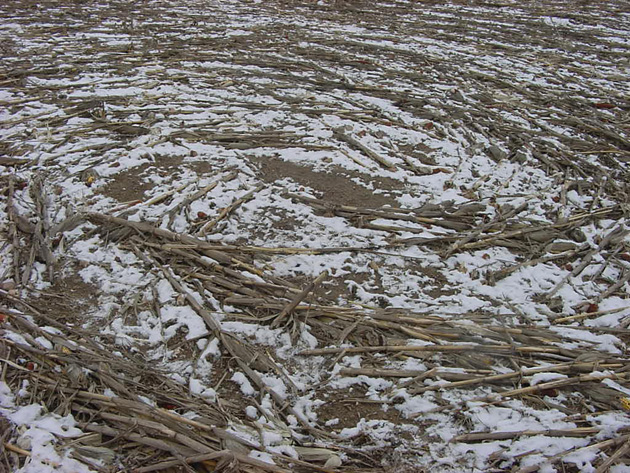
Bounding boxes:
253 157 400 208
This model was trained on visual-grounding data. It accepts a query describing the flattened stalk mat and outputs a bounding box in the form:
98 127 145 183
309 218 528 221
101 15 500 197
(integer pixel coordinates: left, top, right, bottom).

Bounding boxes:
1 0 630 472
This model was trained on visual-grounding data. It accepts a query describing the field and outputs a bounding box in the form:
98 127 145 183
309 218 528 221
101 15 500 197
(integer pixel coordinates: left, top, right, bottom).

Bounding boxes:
1 0 630 471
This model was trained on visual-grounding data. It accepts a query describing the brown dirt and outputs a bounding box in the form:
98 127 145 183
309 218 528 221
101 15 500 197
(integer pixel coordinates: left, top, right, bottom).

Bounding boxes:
100 154 185 202
101 165 153 202
187 156 224 176
319 262 455 306
315 385 418 447
252 156 401 208
321 271 371 303
211 356 253 413
317 392 404 429
35 272 99 326
413 265 456 299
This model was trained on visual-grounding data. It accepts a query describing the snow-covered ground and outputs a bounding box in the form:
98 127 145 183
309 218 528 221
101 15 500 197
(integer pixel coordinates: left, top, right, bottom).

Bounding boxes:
1 0 630 471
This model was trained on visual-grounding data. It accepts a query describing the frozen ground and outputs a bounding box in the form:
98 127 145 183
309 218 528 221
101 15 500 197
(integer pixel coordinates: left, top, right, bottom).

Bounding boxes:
1 0 630 471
